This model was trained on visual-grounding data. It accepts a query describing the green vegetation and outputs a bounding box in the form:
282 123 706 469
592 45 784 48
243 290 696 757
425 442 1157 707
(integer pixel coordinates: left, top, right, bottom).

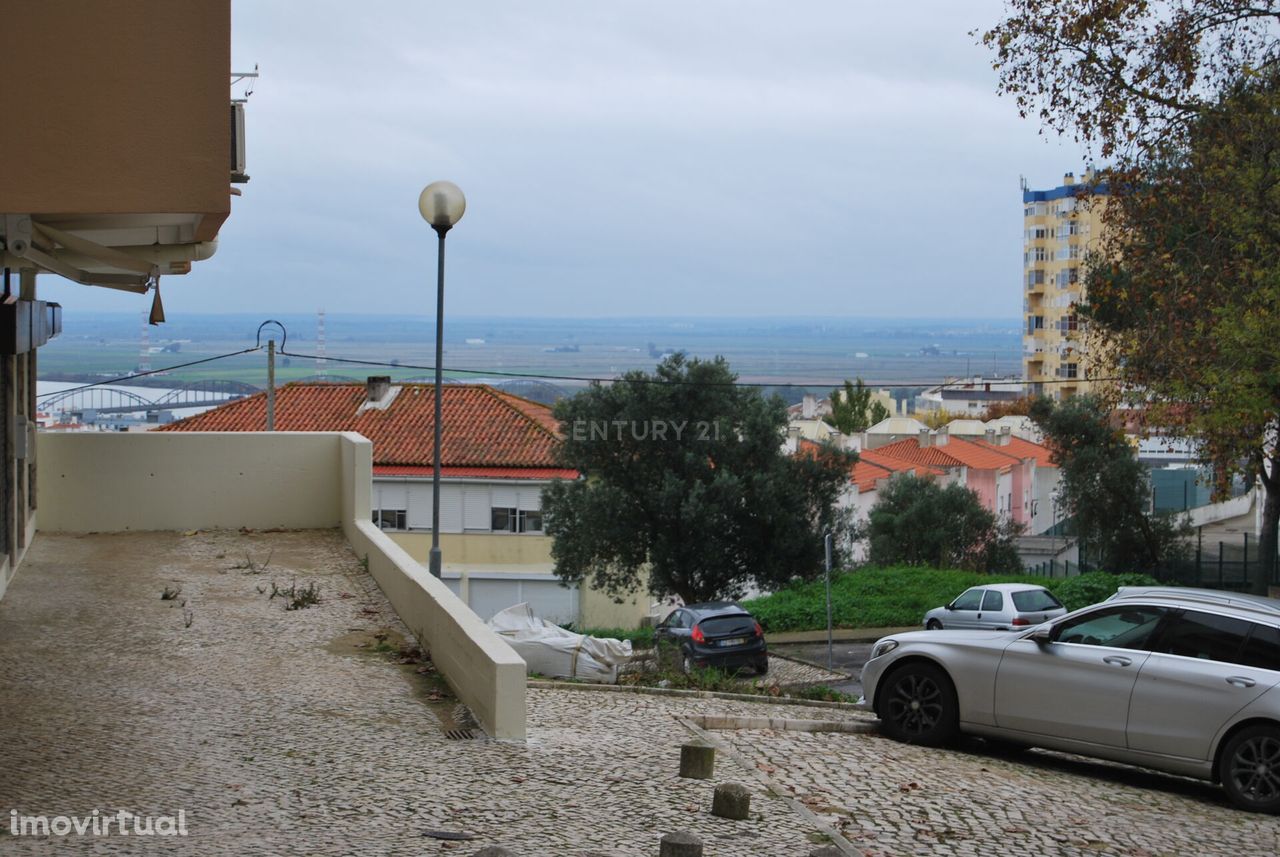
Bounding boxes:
1031 396 1190 574
982 4 1280 594
790 685 858 704
823 378 890 434
864 476 1024 573
743 567 1163 632
543 353 855 603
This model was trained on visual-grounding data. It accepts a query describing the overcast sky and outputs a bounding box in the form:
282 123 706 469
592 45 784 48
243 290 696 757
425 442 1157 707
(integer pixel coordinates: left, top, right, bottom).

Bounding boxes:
45 1 1082 319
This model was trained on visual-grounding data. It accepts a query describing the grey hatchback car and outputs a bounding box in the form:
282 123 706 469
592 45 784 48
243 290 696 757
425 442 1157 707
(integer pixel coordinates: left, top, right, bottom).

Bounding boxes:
863 586 1280 813
923 583 1067 631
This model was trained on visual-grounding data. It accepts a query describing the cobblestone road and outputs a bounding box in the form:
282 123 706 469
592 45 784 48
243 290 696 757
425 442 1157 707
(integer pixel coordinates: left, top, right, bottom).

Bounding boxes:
2 531 1278 856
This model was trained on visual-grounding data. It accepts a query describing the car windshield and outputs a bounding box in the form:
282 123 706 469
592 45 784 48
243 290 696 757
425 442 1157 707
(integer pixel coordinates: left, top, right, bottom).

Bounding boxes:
1012 589 1063 612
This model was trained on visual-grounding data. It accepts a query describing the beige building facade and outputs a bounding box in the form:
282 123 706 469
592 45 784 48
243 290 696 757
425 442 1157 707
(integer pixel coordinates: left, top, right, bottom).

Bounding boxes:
1 0 236 594
1022 170 1108 399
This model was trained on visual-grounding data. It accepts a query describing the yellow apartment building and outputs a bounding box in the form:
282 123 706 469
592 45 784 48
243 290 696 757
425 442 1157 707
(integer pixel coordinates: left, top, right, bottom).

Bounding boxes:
1022 170 1108 399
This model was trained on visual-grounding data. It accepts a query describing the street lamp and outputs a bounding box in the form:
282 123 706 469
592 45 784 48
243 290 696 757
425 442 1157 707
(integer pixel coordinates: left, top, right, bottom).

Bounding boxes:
418 180 466 578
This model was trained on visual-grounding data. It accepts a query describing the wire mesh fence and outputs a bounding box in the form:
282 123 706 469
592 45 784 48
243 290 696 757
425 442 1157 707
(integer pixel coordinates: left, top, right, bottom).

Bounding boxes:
1024 531 1278 591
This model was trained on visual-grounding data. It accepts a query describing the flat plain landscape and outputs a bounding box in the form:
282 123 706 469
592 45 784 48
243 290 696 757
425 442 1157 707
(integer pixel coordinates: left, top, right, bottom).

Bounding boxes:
40 312 1023 401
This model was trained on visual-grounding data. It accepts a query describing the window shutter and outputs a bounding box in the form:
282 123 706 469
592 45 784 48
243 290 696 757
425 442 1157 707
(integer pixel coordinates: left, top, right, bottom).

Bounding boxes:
376 482 408 510
464 491 490 530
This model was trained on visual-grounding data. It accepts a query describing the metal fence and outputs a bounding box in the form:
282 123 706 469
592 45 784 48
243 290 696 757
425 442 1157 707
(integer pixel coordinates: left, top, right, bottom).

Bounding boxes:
1025 531 1279 590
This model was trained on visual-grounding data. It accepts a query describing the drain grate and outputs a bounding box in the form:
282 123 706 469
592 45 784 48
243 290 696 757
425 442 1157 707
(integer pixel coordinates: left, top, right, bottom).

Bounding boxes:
443 728 476 740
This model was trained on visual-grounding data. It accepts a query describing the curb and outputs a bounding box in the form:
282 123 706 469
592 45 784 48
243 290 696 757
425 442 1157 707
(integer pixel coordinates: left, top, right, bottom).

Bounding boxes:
690 714 875 734
767 626 918 644
529 679 872 712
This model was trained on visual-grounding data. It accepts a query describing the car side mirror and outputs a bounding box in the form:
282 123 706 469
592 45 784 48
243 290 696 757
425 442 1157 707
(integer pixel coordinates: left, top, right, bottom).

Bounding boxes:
945 604 954 611
1031 626 1052 645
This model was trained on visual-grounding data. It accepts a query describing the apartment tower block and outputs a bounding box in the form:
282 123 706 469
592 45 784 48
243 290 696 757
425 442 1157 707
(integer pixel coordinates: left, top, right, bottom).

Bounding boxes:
1021 170 1108 399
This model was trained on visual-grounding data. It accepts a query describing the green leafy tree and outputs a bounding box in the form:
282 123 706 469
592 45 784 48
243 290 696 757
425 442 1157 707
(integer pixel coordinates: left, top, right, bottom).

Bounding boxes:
823 378 890 434
1079 76 1280 592
541 354 855 604
980 0 1280 160
982 3 1280 591
1030 396 1189 574
863 476 1024 573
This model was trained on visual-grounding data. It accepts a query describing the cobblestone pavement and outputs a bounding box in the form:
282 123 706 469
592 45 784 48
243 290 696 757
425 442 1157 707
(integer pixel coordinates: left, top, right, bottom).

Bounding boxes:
3 531 1278 856
720 728 1280 856
623 650 847 689
0 531 849 856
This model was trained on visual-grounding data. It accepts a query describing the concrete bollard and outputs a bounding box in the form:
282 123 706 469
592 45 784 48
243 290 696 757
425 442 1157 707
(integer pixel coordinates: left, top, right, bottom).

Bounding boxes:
710 782 751 820
658 830 703 857
679 741 715 779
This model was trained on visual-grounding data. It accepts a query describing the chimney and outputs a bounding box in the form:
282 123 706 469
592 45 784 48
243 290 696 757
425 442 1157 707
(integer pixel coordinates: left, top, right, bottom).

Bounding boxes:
985 428 997 445
802 394 817 419
935 424 949 447
1000 425 1012 446
918 428 931 448
1063 171 1075 186
366 375 392 403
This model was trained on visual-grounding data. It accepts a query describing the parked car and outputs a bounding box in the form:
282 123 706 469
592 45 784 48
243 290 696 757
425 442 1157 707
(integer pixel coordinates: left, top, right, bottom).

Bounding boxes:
862 586 1280 812
653 602 768 675
923 583 1067 630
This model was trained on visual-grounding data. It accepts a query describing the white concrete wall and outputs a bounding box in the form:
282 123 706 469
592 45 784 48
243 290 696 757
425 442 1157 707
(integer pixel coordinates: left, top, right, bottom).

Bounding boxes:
1031 465 1062 535
38 432 345 531
36 431 527 740
1189 489 1255 529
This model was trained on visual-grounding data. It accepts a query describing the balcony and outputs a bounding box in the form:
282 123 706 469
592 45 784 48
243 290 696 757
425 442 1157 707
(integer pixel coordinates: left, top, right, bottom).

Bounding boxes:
29 430 526 739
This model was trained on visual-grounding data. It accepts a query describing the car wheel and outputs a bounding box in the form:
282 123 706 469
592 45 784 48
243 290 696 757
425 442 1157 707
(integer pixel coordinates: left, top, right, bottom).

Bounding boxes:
1218 724 1280 813
755 657 769 676
926 619 943 631
878 661 959 747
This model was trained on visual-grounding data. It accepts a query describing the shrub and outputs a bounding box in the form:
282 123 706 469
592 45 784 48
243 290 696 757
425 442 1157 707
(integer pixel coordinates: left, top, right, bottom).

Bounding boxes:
1051 571 1163 611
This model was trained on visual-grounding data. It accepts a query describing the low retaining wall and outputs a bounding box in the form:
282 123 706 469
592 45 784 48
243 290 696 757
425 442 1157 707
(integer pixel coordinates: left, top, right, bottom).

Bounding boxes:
37 431 527 740
1188 489 1255 529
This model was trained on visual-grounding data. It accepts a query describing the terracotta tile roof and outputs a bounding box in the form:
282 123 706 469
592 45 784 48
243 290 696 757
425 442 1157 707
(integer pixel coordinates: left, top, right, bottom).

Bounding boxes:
856 447 946 478
976 435 1057 468
850 459 893 492
875 438 967 468
875 436 1024 472
933 436 1024 471
795 440 942 489
159 382 570 471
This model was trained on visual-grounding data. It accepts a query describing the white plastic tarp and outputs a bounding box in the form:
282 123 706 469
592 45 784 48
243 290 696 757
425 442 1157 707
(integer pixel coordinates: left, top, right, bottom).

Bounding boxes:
488 602 632 684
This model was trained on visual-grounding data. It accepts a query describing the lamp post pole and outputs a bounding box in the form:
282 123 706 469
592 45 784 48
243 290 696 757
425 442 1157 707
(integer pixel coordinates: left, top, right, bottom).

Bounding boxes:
418 181 466 579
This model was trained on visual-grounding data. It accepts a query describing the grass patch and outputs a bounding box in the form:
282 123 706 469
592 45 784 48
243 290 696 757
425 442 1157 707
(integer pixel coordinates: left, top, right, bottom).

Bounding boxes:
618 661 779 695
789 685 858 704
743 567 1163 632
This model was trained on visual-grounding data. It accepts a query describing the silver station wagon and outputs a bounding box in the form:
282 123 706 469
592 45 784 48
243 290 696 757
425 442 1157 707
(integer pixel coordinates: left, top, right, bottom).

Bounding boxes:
923 583 1067 631
863 587 1280 812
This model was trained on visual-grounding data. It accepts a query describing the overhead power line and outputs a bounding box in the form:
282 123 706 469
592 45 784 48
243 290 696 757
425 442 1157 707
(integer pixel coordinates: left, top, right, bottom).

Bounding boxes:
276 348 1104 390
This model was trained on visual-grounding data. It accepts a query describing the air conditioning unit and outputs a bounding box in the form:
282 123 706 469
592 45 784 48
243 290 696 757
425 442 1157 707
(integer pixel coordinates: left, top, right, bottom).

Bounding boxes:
230 102 249 183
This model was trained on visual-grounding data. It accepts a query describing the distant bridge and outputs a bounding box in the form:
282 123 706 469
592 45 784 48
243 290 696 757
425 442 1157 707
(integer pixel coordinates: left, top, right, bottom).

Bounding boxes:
38 380 260 416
